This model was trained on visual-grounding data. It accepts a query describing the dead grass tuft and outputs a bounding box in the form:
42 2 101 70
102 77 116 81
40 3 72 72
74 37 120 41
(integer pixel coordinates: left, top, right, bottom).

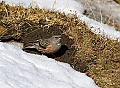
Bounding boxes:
0 2 120 88
114 0 120 4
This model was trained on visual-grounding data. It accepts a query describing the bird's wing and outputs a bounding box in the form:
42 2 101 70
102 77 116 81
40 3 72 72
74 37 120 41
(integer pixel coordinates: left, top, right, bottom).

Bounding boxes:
24 45 36 49
24 41 40 49
39 39 50 49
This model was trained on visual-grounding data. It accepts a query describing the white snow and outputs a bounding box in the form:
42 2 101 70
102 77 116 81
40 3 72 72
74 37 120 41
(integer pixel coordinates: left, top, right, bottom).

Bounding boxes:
1 0 120 41
0 0 119 88
0 42 99 88
80 16 120 41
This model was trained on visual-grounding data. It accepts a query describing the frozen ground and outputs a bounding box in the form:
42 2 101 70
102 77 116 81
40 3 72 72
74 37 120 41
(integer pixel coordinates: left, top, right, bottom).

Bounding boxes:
0 42 99 88
1 0 120 41
0 0 119 88
76 0 120 25
76 0 120 41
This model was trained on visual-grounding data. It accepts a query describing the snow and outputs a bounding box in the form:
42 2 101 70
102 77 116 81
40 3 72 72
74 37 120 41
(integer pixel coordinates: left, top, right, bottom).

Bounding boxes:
0 0 119 88
1 0 84 16
1 0 120 42
80 16 120 41
0 42 99 88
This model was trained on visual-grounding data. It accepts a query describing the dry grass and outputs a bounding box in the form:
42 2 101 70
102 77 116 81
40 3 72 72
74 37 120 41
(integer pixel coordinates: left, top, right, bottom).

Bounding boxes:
114 0 120 4
0 25 7 35
0 1 120 88
83 0 120 31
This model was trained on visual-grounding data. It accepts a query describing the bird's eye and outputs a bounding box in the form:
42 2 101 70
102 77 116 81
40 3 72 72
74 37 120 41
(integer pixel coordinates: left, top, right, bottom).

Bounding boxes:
55 37 61 39
54 37 58 38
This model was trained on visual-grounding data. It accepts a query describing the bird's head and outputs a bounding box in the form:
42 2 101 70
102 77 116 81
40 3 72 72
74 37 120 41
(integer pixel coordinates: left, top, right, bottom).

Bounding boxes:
50 35 62 43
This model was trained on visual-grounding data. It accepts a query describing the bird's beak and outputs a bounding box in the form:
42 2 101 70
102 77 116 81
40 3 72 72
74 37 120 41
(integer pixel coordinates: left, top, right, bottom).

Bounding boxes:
58 37 61 40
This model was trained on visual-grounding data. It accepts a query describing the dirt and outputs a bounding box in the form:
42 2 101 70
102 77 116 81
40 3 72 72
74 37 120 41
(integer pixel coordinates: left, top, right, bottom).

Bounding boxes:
0 19 88 73
1 2 119 87
76 0 120 31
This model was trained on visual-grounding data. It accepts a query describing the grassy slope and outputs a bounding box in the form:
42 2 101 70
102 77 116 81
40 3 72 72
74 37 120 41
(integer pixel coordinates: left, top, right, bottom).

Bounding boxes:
0 2 120 88
114 0 120 4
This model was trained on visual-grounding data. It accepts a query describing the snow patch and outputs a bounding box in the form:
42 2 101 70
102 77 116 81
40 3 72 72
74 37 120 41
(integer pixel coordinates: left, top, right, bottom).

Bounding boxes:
1 0 120 41
0 42 99 88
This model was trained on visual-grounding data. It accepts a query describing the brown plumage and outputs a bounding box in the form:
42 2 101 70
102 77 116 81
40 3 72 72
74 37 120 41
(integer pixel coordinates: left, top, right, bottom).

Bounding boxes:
25 35 62 54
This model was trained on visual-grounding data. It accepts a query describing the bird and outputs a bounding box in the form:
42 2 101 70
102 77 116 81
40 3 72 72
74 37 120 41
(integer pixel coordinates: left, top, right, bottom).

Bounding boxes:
24 35 62 54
